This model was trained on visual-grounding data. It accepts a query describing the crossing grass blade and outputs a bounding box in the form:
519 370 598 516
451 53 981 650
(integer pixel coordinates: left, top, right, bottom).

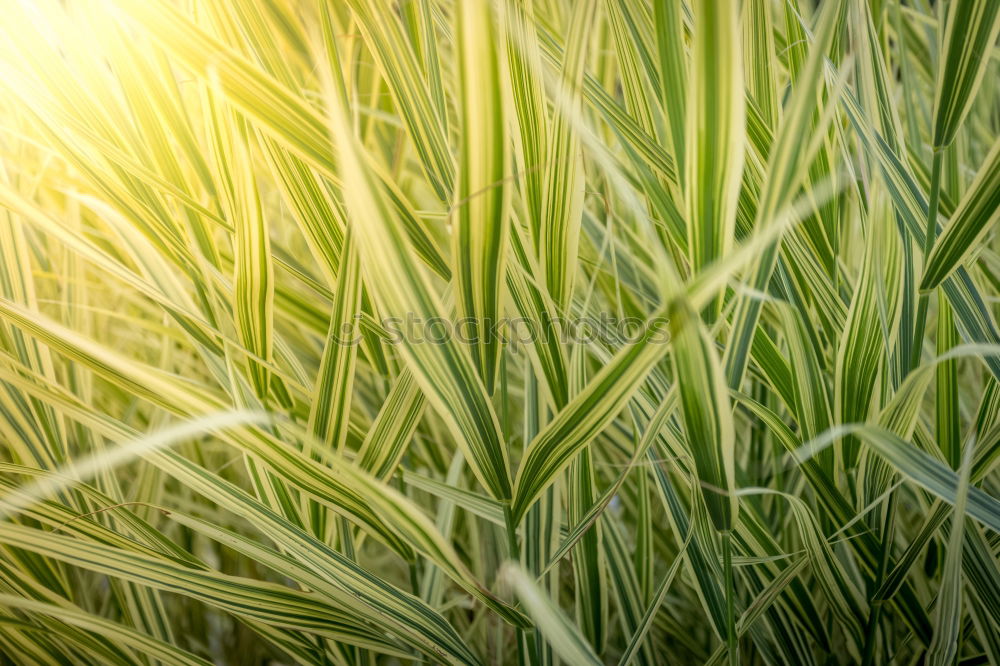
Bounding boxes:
510 307 671 523
921 138 1000 289
797 425 1000 534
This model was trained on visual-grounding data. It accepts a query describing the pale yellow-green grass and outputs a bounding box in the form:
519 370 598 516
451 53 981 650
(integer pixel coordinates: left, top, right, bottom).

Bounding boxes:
0 1 998 664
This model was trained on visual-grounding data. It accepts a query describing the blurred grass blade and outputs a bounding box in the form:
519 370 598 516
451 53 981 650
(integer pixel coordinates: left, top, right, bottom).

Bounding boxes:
502 563 602 666
0 410 263 521
926 441 975 666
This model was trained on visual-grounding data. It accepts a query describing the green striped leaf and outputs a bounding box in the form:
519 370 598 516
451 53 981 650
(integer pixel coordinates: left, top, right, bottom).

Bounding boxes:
931 0 1000 148
454 0 511 392
685 0 744 313
921 137 1000 289
669 299 737 532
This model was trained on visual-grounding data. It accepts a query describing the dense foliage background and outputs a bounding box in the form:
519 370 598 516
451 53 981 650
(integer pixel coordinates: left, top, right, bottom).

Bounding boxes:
0 0 999 664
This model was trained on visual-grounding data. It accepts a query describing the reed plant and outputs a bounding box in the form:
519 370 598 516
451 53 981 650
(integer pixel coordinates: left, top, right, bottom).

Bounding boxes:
0 0 998 664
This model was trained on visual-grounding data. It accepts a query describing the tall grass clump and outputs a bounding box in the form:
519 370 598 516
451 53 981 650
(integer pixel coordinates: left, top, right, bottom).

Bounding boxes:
0 0 999 663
